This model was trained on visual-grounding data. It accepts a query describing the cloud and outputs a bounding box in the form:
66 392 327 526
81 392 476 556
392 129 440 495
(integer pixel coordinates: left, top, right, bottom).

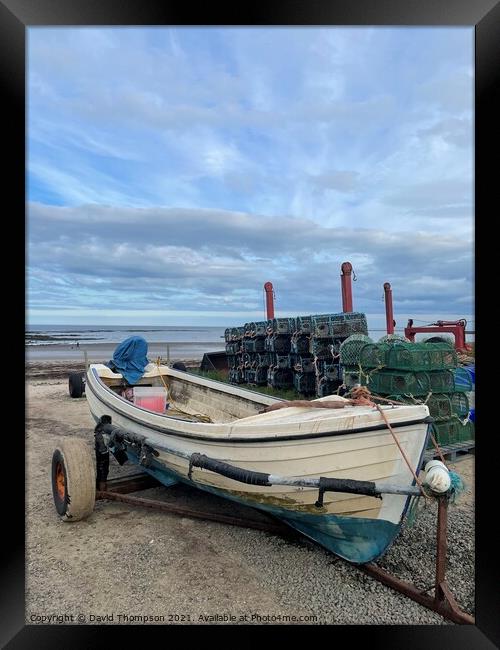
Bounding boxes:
27 27 474 323
28 202 472 318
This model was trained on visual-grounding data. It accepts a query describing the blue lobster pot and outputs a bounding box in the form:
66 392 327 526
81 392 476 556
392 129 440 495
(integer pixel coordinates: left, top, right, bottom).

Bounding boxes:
464 365 475 385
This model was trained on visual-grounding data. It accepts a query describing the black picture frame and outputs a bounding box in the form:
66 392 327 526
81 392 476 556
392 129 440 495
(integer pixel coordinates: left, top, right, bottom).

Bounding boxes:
4 0 497 646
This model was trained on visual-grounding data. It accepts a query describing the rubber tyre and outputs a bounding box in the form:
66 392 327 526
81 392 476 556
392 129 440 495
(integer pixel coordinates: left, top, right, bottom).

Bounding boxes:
172 361 187 372
68 372 85 398
51 438 96 522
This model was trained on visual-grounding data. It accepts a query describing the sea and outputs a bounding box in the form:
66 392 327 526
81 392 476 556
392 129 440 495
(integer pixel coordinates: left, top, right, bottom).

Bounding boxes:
25 325 227 361
25 325 225 346
25 319 474 362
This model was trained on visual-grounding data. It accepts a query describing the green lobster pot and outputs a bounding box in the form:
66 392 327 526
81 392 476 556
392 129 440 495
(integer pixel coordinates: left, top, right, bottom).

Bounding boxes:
432 416 473 446
458 420 475 442
425 393 453 421
385 342 458 372
359 343 387 369
431 419 461 446
339 334 373 367
451 392 470 418
366 369 431 396
426 370 456 393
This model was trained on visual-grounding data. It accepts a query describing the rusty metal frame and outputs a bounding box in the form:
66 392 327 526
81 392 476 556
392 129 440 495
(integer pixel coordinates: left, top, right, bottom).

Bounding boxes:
96 472 474 625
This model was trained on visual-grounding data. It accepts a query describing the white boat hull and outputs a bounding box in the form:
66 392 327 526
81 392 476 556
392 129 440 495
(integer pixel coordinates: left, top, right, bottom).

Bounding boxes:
86 364 430 563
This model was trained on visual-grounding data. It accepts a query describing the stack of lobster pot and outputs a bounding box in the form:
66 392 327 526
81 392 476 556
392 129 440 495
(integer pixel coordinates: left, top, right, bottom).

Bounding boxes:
266 318 293 389
311 312 368 397
291 315 315 395
225 326 245 384
242 321 268 385
356 338 475 449
226 311 369 397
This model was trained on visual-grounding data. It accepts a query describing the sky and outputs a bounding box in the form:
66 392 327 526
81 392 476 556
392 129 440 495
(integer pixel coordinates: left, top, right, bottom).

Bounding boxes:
27 27 474 327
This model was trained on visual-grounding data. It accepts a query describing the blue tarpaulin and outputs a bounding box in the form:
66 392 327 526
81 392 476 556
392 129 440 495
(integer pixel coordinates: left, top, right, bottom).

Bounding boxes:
111 336 149 384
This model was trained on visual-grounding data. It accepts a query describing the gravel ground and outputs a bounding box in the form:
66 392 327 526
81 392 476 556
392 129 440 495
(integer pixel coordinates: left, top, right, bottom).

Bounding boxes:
26 367 474 625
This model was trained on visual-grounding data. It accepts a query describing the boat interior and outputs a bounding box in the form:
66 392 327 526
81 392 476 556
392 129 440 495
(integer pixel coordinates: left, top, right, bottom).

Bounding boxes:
91 363 280 423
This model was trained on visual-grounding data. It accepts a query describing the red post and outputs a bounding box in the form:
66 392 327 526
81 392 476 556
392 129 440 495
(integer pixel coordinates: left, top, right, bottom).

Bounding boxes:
384 282 395 334
264 282 275 320
341 262 353 313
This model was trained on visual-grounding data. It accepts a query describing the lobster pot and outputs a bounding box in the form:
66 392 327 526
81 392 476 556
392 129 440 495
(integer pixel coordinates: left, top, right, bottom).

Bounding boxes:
426 393 453 421
451 392 470 418
230 326 244 340
311 339 333 358
227 355 239 369
273 354 290 369
330 312 368 337
256 353 273 368
224 328 232 343
245 367 268 385
265 336 291 355
291 335 310 354
427 370 456 393
248 321 268 337
339 334 373 367
384 342 458 372
243 338 265 353
432 417 474 447
458 419 475 442
311 315 331 338
295 315 312 335
317 377 342 397
343 368 362 389
316 360 342 381
378 334 410 344
453 367 474 392
293 372 316 395
292 355 315 374
241 352 256 368
228 368 245 384
367 370 431 396
255 338 266 353
359 343 388 369
268 367 293 389
268 318 293 335
225 342 240 355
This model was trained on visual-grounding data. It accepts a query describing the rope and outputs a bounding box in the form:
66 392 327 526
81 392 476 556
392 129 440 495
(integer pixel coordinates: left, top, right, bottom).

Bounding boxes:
348 386 426 496
428 428 448 467
389 391 452 465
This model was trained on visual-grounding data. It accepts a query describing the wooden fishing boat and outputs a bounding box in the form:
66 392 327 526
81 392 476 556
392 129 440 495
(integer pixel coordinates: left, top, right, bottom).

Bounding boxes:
58 362 434 564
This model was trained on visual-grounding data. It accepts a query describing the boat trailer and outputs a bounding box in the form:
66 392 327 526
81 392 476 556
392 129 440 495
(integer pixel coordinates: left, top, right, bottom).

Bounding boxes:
94 422 474 626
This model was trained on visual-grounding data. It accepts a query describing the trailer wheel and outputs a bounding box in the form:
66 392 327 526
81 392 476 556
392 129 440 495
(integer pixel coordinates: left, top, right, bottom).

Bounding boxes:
51 439 96 521
172 362 187 372
68 372 85 398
